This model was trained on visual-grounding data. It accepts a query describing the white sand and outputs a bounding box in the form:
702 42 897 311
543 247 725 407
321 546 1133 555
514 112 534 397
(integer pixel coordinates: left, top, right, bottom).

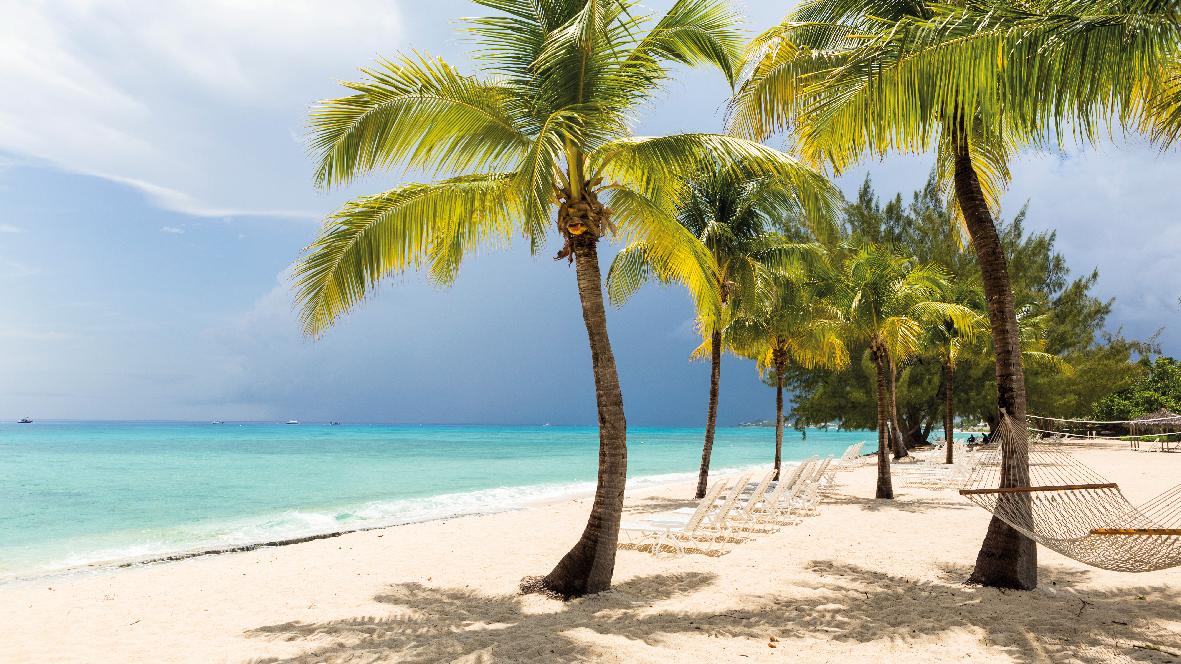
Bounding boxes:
2 444 1180 663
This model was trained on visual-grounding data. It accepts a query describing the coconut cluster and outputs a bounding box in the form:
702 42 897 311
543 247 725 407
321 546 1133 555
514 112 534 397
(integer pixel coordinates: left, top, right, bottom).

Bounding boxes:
554 184 614 262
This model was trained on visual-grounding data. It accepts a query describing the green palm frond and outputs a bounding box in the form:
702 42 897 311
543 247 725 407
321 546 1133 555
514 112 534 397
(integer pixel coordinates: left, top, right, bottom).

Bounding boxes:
1140 61 1181 146
624 0 746 86
294 174 518 335
309 54 528 188
912 301 983 341
933 121 1015 236
591 133 841 220
607 186 722 323
733 0 1181 176
604 244 652 306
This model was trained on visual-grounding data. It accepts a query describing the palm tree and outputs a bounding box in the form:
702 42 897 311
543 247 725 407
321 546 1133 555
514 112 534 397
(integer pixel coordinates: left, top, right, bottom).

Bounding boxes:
727 269 849 479
608 168 838 499
730 0 1180 589
832 245 976 499
293 0 836 598
728 0 1037 588
927 276 987 464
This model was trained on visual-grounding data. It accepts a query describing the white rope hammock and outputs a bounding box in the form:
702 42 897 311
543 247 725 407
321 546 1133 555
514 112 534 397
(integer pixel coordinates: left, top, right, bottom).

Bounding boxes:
959 414 1181 573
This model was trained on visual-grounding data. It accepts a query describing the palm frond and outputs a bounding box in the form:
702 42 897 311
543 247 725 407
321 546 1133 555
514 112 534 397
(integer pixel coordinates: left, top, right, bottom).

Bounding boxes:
294 174 518 335
591 133 842 223
309 54 528 188
607 186 722 324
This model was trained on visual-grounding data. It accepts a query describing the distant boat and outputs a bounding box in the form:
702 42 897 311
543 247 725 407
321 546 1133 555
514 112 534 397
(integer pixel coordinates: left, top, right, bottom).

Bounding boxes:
17 418 32 424
285 420 299 425
211 420 225 425
329 421 341 426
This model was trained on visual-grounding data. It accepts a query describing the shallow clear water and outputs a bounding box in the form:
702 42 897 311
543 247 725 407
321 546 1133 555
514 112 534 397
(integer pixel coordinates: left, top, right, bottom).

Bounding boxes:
0 421 870 580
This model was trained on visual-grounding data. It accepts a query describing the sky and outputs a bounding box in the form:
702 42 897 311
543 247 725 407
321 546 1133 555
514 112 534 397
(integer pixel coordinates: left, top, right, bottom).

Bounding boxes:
0 0 1177 425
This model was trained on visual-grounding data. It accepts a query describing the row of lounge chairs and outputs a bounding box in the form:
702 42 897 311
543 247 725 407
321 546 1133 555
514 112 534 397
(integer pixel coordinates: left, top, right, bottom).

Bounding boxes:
619 442 865 557
894 439 979 488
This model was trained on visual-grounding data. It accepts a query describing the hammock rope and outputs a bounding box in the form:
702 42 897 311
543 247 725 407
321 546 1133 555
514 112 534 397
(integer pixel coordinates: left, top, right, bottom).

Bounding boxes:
959 414 1181 573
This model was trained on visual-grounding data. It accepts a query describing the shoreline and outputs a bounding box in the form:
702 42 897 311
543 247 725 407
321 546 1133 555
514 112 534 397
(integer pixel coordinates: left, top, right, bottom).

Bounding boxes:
2 464 777 587
2 448 1179 663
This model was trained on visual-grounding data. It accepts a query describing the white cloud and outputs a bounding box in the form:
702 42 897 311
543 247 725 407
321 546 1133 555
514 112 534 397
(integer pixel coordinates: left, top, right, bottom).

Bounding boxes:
0 0 405 218
0 224 20 233
160 226 184 234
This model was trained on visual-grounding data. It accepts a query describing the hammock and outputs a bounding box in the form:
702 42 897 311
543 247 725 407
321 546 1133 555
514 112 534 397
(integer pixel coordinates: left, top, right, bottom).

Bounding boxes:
959 414 1181 573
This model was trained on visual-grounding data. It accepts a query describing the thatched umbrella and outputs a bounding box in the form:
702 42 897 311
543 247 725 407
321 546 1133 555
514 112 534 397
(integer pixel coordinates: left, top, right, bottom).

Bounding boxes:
1131 409 1181 436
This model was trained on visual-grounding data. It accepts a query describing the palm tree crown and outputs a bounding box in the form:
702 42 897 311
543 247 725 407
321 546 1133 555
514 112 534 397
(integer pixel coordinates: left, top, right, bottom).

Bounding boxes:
607 165 838 498
296 0 838 335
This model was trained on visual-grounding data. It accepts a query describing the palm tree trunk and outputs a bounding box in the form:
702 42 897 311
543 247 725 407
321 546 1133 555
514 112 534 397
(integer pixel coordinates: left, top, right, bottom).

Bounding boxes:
944 361 955 465
952 125 1037 590
773 357 785 481
872 345 894 499
888 357 909 459
541 236 627 598
695 328 723 499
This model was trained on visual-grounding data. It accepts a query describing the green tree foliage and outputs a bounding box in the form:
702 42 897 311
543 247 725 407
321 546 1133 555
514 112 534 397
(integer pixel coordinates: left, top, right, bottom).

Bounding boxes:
786 174 1145 439
1093 356 1181 420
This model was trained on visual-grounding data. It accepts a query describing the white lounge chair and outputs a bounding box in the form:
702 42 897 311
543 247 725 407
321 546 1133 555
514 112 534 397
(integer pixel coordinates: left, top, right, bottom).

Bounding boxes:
791 457 831 514
725 470 779 532
750 461 812 525
619 480 729 556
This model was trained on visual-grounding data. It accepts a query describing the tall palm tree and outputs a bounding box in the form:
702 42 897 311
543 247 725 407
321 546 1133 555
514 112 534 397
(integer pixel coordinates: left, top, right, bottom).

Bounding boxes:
608 168 838 499
728 270 849 479
293 0 837 598
833 245 976 499
730 0 1179 589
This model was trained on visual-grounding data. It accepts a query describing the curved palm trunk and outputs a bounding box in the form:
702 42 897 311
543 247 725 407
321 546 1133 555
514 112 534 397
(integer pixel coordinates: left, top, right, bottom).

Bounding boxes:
952 127 1036 590
695 328 723 499
888 357 909 459
541 236 628 598
944 360 955 465
872 346 894 499
773 357 785 481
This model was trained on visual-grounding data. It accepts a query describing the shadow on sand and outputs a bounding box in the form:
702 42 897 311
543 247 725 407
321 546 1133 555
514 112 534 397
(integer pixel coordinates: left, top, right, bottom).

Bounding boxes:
821 493 974 514
244 560 1181 663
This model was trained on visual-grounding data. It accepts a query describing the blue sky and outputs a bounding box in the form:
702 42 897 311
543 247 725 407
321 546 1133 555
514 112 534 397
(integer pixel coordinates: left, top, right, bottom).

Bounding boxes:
0 0 1177 424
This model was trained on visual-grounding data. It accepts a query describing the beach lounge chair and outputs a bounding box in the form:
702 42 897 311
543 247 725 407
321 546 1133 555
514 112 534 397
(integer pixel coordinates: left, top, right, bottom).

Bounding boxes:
821 446 862 485
749 461 812 525
791 457 831 514
808 456 833 486
677 472 752 532
739 459 815 525
725 470 780 532
621 471 754 555
619 480 729 556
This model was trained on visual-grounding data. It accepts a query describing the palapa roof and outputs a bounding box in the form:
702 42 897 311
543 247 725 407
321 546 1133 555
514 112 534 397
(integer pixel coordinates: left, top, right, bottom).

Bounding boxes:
1131 409 1181 433
1134 408 1181 422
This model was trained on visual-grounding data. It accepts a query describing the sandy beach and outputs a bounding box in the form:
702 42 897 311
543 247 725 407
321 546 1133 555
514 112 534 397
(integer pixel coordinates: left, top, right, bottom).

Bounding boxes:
2 443 1180 664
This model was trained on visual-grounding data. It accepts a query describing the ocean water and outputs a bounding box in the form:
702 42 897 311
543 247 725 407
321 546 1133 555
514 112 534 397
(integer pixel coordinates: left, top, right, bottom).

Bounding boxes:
0 421 870 581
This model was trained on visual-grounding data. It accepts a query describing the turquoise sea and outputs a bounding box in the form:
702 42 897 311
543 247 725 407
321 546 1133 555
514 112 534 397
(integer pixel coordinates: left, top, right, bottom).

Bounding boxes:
0 421 870 582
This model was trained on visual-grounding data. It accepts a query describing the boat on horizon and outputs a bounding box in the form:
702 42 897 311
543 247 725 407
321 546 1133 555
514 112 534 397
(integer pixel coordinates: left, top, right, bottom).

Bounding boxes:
17 418 32 424
285 420 299 425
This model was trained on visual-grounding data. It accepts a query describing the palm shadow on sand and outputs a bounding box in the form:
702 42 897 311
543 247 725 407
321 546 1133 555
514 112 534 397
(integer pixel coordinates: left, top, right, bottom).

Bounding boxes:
245 563 1181 663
